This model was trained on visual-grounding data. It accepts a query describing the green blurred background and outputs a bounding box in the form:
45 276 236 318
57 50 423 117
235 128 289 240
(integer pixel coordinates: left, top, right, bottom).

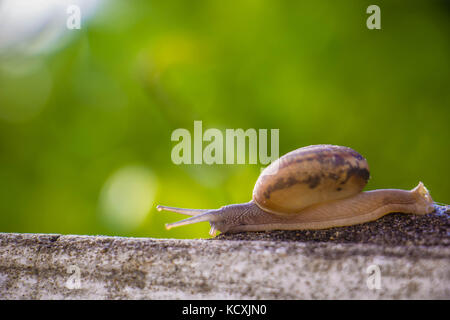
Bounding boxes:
0 0 448 239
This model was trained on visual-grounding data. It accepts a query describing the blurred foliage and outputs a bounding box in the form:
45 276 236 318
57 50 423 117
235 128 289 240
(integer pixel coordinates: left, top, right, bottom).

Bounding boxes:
0 0 449 239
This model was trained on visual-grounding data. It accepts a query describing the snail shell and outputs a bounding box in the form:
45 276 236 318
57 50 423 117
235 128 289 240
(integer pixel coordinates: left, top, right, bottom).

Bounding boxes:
253 145 370 214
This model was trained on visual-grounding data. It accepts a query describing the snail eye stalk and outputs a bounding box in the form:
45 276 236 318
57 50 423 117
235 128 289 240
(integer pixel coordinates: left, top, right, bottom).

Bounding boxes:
157 205 220 230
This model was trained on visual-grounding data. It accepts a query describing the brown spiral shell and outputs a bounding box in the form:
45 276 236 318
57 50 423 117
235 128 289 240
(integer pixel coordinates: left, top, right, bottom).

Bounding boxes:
252 144 370 215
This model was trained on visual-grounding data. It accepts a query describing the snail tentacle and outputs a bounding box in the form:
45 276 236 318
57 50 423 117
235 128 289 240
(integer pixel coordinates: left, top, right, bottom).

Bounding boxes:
156 205 209 216
159 207 221 230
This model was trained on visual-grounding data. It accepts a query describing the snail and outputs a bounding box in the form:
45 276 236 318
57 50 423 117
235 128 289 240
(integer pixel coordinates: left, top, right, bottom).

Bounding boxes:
157 144 435 236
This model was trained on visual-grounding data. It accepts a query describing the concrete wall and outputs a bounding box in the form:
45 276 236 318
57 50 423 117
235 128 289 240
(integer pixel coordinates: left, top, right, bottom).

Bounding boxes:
0 233 448 299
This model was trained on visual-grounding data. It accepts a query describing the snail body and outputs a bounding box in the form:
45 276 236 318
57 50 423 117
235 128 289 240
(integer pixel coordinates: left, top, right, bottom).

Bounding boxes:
157 145 434 236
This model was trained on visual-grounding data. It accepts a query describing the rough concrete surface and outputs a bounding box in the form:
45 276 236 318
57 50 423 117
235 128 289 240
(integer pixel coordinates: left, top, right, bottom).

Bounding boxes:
0 223 449 299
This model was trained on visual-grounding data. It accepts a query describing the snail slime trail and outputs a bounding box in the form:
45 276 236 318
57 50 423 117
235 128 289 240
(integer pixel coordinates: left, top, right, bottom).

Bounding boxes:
170 120 279 165
158 144 435 236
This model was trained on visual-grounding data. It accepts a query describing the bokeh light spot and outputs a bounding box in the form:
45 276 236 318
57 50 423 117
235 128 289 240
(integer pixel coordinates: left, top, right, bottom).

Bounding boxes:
99 165 157 232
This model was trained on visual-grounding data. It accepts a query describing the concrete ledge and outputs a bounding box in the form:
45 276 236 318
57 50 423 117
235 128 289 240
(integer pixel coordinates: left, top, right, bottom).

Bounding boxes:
0 232 449 299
